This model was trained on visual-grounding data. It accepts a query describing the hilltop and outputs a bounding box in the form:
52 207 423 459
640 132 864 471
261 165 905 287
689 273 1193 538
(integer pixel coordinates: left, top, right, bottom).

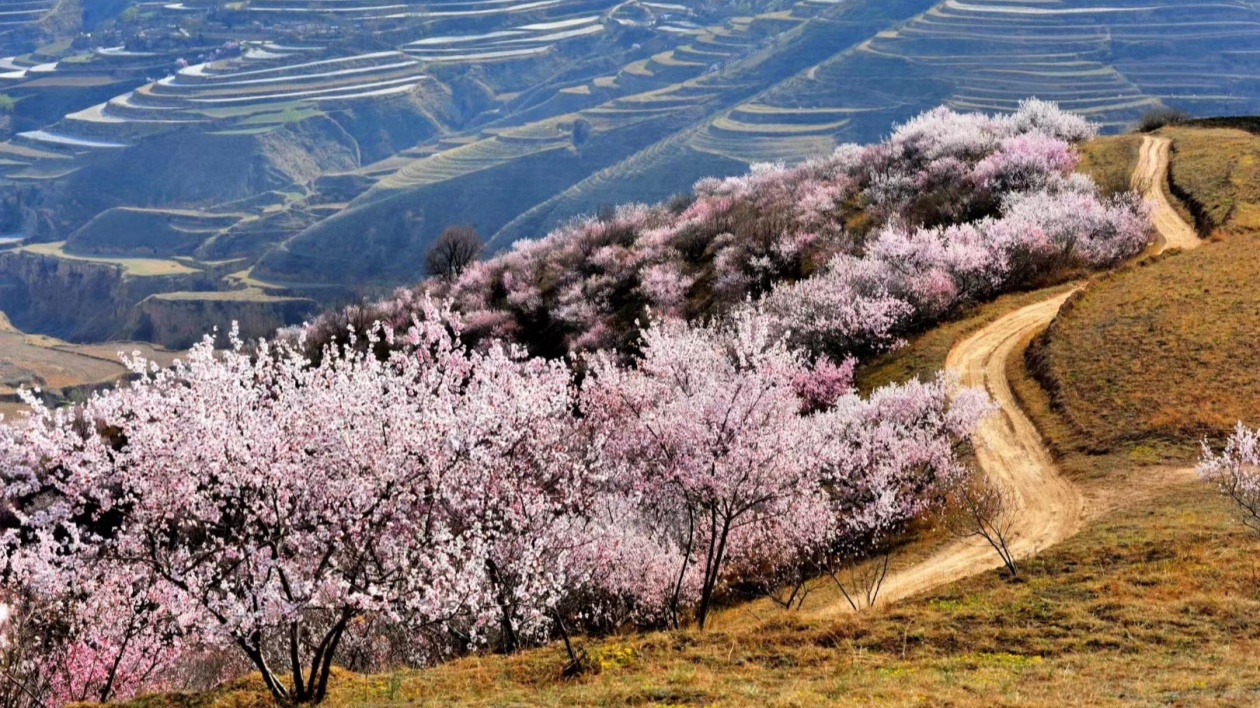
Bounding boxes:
0 1 1257 345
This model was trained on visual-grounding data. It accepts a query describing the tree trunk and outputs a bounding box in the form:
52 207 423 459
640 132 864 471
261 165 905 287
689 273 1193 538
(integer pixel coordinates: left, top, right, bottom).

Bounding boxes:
695 515 732 630
668 508 696 630
486 559 520 653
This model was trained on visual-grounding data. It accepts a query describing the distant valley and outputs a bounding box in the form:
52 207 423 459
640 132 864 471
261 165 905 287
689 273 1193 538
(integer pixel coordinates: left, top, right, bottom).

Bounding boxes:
0 0 1256 347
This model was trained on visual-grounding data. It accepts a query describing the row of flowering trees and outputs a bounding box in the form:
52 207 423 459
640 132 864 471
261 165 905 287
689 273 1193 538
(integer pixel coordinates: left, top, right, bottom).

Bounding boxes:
303 100 1151 361
0 301 991 705
0 101 1153 706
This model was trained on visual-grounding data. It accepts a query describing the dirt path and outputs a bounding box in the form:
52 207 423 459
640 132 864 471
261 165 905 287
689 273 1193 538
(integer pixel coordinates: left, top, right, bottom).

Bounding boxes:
1134 135 1201 252
816 135 1199 613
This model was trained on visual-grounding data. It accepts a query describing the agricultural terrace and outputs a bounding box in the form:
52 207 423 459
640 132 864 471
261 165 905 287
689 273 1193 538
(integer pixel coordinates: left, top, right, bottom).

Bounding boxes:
0 0 752 335
259 0 861 282
0 45 444 181
0 1 57 40
403 13 613 64
362 0 838 192
688 0 1260 168
168 0 616 25
0 311 178 411
0 0 723 184
383 0 1260 259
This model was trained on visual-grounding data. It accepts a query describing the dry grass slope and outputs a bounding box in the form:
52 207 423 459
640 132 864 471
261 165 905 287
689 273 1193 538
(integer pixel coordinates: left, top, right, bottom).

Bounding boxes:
1164 125 1260 234
1076 134 1142 197
1034 124 1260 457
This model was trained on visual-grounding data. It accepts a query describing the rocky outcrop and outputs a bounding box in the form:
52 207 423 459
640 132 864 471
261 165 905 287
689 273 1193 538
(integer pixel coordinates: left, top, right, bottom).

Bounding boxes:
126 293 319 349
0 250 216 341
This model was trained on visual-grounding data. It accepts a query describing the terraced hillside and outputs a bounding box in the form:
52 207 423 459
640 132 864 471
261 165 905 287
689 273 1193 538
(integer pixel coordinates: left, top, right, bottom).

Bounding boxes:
0 0 1259 344
255 0 936 283
491 0 1260 245
0 0 779 342
0 1 65 51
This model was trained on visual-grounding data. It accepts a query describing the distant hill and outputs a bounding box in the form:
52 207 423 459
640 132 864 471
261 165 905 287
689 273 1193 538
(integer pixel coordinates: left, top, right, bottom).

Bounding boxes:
0 0 1258 343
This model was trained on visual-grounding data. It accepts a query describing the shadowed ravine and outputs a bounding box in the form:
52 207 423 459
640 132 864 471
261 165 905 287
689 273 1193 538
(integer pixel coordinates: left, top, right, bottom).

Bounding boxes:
817 132 1200 616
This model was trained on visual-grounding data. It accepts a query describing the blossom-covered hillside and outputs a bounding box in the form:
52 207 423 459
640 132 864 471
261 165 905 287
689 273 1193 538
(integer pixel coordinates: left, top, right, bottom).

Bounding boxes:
306 101 1151 360
0 102 1152 706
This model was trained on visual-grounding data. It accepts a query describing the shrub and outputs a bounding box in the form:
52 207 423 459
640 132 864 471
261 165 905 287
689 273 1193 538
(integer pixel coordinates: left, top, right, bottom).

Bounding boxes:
1136 106 1190 133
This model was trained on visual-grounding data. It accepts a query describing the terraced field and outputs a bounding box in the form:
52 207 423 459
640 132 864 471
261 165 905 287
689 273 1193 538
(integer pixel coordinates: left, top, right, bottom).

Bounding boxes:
257 0 912 282
0 1 59 44
0 309 179 420
0 0 780 341
497 0 1260 245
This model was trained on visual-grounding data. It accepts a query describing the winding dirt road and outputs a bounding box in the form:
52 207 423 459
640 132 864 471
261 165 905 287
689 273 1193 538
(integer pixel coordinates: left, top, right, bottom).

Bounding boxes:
1134 135 1201 252
818 134 1200 613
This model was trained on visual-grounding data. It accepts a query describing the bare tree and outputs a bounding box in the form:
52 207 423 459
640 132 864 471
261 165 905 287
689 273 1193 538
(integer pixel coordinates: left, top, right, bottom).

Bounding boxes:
826 547 895 611
426 225 483 279
765 560 819 612
945 473 1020 577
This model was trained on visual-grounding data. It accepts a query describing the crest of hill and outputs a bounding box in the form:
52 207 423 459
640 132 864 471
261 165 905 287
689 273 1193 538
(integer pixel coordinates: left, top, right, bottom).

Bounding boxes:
295 100 1150 366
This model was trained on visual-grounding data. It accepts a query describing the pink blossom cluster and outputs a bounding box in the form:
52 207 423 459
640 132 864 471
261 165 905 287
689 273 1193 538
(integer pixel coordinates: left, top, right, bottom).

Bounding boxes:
761 180 1151 352
1199 423 1260 534
0 297 989 704
302 100 1148 361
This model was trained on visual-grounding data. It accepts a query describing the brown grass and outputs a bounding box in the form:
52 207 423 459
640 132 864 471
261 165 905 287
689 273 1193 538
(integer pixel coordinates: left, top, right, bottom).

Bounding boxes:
855 132 1141 395
1077 134 1143 197
1032 126 1260 458
0 315 179 408
1163 126 1260 235
20 242 200 277
857 282 1079 394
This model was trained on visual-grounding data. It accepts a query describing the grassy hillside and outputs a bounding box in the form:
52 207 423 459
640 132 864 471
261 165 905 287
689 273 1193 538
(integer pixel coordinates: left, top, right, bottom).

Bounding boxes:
1077 134 1144 197
1165 125 1260 235
1032 124 1260 458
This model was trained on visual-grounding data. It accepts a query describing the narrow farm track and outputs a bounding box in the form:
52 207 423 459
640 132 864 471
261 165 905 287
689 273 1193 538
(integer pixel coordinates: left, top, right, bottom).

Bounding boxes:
1134 135 1201 252
818 135 1199 614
